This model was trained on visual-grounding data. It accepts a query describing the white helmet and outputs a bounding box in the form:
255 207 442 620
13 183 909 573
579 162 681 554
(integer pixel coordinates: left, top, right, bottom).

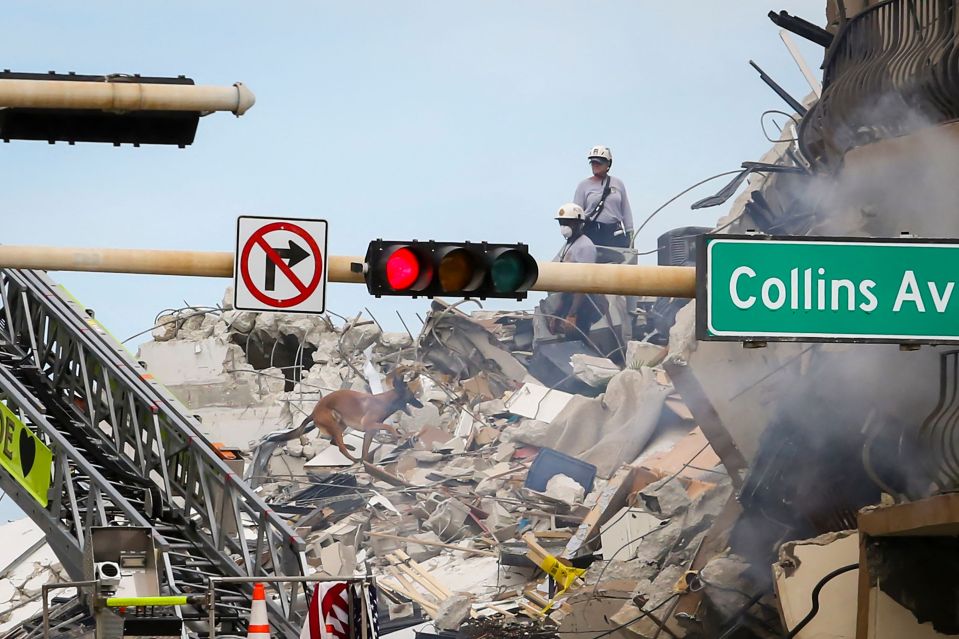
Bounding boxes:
555 203 586 221
587 145 612 164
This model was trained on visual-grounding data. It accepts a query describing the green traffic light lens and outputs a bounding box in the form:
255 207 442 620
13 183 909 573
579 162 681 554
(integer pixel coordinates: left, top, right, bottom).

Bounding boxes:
491 251 530 292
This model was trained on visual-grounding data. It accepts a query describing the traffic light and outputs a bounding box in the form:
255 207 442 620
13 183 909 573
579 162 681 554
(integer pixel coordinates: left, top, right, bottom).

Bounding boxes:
363 240 539 300
0 71 252 147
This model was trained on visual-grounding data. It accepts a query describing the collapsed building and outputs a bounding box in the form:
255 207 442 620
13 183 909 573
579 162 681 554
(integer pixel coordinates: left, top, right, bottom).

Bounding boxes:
4 1 959 638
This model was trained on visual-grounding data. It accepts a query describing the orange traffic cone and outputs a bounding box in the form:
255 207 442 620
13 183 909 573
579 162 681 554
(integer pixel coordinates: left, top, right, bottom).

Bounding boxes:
247 582 271 639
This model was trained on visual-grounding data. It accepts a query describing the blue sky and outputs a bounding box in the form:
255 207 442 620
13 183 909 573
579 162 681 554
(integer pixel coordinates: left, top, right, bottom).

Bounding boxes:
0 1 823 520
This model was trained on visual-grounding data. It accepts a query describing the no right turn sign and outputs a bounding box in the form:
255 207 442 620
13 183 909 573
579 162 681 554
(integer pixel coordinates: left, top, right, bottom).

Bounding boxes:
234 215 329 314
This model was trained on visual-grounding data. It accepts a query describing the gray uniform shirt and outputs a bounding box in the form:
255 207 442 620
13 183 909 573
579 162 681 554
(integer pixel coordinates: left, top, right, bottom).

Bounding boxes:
573 175 634 230
553 233 597 264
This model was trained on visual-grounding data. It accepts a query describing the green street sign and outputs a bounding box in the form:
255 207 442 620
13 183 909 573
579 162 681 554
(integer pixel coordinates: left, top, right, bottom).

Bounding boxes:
698 235 959 344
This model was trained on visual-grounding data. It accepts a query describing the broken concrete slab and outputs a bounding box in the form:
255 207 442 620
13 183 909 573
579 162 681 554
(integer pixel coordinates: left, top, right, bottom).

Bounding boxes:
340 323 381 353
378 331 414 350
151 314 179 341
522 368 671 477
397 403 441 434
698 553 758 623
220 309 256 334
406 531 447 563
600 508 664 561
435 593 473 630
504 383 574 422
545 474 586 506
640 476 692 518
570 354 620 387
501 419 552 448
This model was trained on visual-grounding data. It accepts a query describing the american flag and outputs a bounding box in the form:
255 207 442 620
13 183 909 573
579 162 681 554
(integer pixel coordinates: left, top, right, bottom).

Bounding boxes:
300 581 380 639
353 582 380 638
301 582 350 639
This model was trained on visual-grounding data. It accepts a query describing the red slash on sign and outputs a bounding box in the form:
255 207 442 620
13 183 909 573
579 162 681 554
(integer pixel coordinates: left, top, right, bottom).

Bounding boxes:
239 221 323 308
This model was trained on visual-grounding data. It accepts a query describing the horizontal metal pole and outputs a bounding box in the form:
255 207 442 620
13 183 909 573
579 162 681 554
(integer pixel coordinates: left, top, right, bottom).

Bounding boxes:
210 575 373 584
534 261 696 297
0 245 697 298
0 79 255 115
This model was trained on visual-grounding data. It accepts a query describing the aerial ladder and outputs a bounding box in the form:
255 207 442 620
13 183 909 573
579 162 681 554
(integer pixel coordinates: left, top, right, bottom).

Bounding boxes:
0 266 309 639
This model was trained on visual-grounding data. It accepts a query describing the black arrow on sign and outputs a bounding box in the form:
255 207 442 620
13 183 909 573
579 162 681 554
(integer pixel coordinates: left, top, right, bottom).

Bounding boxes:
265 240 311 291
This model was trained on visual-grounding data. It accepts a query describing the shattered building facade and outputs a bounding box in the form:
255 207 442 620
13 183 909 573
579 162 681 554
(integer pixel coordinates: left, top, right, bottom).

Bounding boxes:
4 1 959 638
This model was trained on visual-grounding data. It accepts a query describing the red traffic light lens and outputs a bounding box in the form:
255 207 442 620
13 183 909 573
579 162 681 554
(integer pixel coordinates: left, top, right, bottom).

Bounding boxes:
385 247 423 291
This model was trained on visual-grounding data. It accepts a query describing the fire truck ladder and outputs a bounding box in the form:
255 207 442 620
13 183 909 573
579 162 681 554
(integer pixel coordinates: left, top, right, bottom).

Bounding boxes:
0 267 308 639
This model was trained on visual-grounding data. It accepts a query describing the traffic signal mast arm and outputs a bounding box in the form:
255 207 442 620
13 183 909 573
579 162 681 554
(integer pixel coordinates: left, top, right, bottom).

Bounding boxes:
535 261 696 297
0 245 697 298
0 77 255 115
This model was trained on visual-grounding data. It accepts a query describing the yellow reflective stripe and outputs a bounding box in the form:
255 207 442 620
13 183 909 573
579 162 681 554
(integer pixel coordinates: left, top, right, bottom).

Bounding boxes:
104 596 189 607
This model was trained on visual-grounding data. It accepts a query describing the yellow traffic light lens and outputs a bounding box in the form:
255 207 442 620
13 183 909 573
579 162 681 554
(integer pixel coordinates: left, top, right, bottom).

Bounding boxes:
438 249 478 292
492 251 531 292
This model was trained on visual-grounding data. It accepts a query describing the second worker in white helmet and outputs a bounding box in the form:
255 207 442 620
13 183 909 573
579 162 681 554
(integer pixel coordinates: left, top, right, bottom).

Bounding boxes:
573 145 634 257
544 203 608 342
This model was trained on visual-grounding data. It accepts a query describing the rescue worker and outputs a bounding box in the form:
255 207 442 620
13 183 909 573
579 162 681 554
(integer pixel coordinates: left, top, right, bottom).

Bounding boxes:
573 145 634 256
545 203 608 341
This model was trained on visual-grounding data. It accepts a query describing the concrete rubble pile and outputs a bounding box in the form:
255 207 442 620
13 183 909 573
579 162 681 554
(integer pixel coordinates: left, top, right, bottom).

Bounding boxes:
118 283 762 639
0 519 69 633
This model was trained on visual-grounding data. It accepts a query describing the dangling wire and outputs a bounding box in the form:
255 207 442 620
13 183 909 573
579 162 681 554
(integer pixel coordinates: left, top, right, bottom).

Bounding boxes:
630 169 745 246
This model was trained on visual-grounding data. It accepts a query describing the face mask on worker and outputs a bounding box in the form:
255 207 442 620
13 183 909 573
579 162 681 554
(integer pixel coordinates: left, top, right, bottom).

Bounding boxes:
560 225 574 239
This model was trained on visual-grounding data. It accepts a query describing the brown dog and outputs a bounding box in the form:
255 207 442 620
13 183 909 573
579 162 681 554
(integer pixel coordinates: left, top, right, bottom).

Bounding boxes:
295 372 423 462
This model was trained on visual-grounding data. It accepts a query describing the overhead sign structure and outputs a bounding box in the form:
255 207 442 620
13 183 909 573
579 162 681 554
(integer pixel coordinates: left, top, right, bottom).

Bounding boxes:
234 216 328 314
699 235 959 344
0 403 52 507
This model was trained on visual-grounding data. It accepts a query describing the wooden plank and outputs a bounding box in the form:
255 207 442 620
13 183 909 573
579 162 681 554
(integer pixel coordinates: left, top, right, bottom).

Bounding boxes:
518 601 546 618
663 361 748 487
390 554 449 602
858 493 959 537
481 602 516 618
533 531 573 540
522 531 552 565
523 588 550 608
387 566 424 600
394 549 454 599
855 535 871 639
379 579 439 618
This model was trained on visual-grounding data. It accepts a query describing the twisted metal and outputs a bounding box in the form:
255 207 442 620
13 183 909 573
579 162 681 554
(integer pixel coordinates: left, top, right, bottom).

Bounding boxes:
800 0 959 166
918 350 959 490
